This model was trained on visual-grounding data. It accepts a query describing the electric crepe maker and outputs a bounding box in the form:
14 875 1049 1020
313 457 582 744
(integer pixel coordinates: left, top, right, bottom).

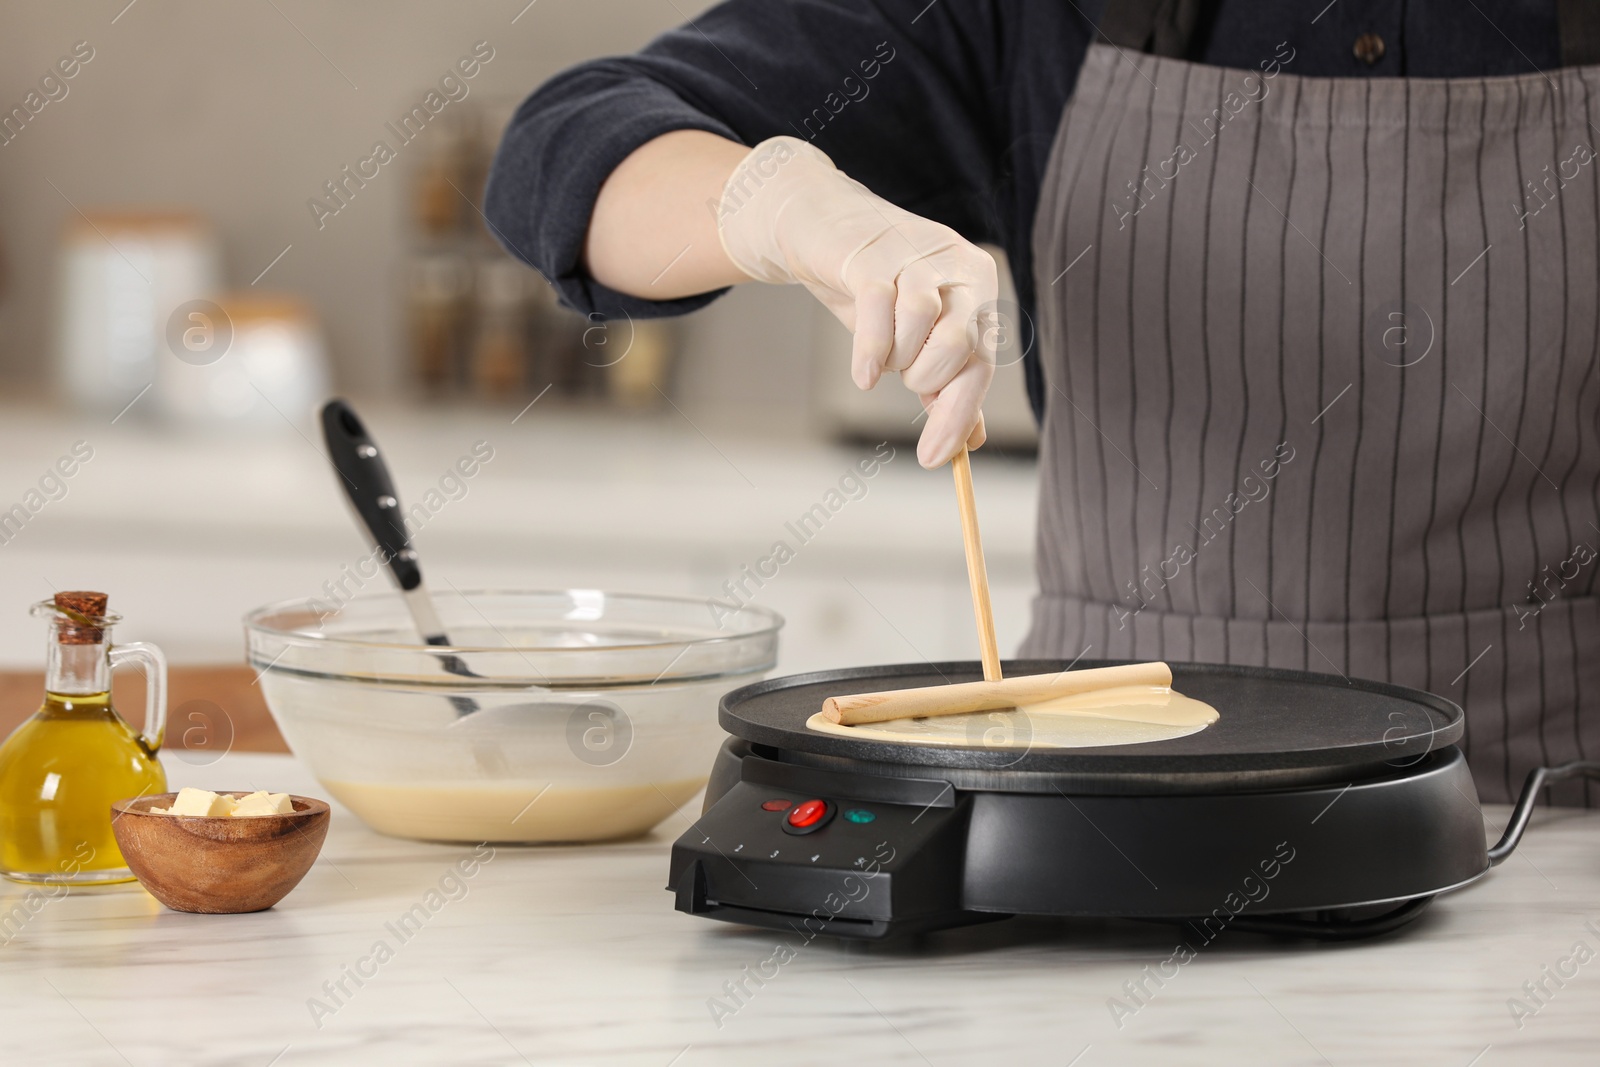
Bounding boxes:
668 659 1600 940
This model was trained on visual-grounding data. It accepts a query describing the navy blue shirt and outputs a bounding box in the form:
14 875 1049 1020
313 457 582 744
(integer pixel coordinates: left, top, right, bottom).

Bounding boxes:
483 0 1562 413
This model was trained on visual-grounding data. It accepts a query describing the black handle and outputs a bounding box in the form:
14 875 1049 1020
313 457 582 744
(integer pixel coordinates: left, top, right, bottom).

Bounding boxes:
319 399 422 591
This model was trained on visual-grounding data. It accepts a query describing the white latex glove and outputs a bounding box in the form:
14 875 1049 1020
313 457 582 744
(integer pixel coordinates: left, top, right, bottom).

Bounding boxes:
716 136 996 468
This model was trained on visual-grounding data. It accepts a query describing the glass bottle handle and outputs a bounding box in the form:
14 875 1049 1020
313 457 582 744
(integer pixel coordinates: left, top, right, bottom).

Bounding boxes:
109 641 167 754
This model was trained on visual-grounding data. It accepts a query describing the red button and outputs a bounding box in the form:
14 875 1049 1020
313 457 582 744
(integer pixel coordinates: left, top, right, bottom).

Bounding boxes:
787 799 828 828
761 799 792 812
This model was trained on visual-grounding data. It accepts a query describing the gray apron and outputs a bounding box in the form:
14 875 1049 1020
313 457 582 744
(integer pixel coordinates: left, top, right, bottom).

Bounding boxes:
1019 41 1600 804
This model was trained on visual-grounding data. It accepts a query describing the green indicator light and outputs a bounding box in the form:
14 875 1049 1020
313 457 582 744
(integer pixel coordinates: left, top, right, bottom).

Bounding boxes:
844 809 875 824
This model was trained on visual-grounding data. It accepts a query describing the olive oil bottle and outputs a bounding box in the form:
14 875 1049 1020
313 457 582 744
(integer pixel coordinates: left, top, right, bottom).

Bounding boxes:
0 592 167 884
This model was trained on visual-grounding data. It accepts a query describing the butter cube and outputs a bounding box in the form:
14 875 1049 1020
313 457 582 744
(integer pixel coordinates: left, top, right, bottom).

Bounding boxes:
230 790 293 816
164 787 239 817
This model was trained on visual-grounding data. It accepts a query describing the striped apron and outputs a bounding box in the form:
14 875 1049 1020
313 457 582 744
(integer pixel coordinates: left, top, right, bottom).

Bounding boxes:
1018 42 1600 804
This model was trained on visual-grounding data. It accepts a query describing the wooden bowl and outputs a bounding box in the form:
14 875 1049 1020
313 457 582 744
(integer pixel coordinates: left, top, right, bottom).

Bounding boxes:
110 793 330 913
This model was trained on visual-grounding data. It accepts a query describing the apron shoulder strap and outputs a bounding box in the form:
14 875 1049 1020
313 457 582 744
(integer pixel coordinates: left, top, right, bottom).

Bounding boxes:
1560 0 1600 67
1096 0 1206 59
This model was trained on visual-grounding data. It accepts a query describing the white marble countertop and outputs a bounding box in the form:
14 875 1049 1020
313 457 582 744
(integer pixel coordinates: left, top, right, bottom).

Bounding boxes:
6 753 1599 1065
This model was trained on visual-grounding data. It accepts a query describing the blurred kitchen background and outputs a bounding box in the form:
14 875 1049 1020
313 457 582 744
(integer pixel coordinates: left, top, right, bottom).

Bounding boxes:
0 1 1038 678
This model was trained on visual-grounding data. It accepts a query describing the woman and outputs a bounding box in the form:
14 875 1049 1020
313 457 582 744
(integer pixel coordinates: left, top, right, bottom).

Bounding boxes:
485 0 1600 804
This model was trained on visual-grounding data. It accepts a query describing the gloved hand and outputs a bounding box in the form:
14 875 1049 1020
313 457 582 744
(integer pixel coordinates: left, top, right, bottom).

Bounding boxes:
716 136 996 468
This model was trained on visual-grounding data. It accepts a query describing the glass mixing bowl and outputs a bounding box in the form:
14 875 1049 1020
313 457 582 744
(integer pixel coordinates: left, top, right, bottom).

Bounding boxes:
243 590 780 843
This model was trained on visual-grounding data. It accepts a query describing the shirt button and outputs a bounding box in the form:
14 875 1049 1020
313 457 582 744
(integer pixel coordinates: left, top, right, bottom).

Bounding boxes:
1354 33 1386 65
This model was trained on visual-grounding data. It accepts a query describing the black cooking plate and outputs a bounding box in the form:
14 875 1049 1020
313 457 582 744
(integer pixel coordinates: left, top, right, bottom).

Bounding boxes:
720 659 1462 787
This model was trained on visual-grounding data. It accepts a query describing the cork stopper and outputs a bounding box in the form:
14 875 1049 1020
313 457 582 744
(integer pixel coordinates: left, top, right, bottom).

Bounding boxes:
54 590 109 644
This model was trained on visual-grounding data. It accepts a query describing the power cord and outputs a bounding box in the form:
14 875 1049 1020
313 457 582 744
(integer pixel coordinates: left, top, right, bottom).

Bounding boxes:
1488 760 1600 866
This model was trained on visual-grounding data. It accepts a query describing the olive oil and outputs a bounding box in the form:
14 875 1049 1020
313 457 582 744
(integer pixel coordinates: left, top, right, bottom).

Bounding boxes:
0 592 168 885
0 691 165 883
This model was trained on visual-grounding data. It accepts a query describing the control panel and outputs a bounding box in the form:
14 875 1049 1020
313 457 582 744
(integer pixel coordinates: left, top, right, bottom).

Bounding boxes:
668 766 979 939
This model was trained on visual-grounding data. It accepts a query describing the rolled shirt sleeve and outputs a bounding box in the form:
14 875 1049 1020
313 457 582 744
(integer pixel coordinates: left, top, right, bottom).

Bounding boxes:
482 0 1021 320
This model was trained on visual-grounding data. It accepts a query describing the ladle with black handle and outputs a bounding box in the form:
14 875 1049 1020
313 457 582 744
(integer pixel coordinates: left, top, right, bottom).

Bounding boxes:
319 400 627 765
320 399 482 718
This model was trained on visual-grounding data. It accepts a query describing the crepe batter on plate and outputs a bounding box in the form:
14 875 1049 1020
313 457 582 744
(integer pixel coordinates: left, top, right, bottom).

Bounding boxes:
805 684 1218 749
